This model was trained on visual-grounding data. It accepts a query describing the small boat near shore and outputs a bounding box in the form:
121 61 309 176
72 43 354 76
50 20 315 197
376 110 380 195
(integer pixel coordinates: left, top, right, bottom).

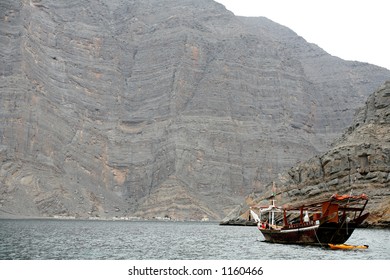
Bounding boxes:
251 193 369 246
328 243 369 250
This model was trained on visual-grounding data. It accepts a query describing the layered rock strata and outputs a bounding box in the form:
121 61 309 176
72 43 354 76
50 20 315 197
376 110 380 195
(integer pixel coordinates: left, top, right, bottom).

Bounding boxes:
226 81 390 227
1 0 389 220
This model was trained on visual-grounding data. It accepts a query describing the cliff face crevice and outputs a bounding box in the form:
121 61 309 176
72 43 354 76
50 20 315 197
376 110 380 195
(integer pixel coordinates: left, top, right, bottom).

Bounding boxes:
1 0 389 220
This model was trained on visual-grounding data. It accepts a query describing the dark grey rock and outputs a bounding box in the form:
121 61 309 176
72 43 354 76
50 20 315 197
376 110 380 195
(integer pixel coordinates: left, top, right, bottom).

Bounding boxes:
1 0 389 220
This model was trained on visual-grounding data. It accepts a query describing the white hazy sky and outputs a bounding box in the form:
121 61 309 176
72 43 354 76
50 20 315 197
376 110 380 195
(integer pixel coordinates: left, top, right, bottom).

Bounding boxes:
215 0 390 70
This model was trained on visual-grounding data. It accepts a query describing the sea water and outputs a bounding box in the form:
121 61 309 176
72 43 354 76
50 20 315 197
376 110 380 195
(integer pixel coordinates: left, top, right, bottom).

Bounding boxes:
0 219 388 260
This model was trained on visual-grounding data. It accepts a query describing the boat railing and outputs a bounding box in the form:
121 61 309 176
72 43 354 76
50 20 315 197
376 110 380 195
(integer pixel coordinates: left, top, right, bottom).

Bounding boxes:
283 220 317 229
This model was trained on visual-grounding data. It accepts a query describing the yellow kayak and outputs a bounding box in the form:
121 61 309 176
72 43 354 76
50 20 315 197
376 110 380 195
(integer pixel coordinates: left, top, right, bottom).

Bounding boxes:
328 243 369 250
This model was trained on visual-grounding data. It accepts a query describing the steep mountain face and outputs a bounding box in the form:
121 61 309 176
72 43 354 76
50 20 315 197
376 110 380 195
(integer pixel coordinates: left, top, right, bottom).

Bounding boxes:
1 0 389 220
234 81 390 227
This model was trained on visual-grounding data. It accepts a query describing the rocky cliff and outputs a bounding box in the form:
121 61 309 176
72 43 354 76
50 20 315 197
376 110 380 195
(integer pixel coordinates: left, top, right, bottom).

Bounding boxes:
226 81 390 227
1 0 389 220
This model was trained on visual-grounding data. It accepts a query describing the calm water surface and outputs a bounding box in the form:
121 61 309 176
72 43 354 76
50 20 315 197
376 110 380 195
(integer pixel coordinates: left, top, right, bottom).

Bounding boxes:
0 219 388 260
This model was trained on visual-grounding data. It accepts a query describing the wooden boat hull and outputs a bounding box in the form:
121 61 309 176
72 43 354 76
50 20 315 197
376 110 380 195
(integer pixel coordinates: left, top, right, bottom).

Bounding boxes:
260 224 320 244
260 216 368 245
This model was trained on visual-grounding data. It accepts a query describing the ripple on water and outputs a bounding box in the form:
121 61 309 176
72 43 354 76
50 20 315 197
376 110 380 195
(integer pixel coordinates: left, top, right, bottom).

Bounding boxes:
0 220 388 260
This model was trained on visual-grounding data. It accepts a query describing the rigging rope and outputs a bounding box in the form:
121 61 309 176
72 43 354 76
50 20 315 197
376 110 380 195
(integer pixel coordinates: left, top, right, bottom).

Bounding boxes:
314 226 324 248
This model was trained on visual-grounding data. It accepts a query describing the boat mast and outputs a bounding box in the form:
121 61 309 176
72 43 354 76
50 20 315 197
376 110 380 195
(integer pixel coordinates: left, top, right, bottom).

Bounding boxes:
271 182 276 225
